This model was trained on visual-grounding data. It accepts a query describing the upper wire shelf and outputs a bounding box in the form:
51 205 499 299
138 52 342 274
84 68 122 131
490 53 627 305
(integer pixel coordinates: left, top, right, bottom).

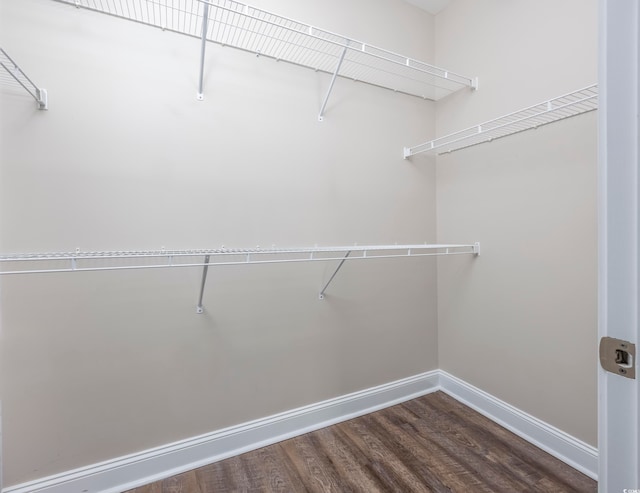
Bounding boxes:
403 84 598 158
54 0 477 101
0 48 48 109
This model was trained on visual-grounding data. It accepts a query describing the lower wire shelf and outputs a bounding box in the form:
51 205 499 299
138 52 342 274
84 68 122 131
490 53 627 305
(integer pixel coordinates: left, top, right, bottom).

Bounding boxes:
0 242 480 312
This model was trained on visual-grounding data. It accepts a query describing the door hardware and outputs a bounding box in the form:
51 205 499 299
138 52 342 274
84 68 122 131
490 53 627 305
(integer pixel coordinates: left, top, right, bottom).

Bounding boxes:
600 337 636 379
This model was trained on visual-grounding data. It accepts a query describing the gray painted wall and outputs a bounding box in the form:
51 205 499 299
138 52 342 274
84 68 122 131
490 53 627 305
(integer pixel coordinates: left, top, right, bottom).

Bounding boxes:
0 0 437 485
435 0 598 446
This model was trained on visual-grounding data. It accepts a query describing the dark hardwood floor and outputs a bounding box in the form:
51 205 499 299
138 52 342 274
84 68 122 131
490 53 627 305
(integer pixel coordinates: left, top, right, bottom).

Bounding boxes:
125 391 596 492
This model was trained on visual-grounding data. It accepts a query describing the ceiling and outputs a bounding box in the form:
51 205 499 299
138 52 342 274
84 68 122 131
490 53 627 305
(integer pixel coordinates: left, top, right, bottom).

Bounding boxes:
404 0 451 15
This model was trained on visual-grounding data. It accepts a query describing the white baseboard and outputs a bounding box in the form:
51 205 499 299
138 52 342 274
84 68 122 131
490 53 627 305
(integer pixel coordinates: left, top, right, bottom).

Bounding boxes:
438 371 598 480
3 371 440 493
3 370 598 493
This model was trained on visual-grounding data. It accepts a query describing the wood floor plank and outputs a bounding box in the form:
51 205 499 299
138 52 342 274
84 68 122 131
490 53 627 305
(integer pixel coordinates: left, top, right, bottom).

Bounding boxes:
363 409 493 492
310 426 388 492
336 415 433 492
405 393 596 492
220 455 252 491
125 391 597 493
279 432 347 492
254 444 310 492
395 399 541 492
407 396 556 489
161 471 202 493
189 462 226 493
434 393 595 492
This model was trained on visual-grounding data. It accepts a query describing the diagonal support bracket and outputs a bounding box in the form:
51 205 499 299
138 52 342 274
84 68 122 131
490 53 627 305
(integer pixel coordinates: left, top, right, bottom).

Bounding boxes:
196 1 210 101
318 44 349 121
196 255 210 313
319 250 351 299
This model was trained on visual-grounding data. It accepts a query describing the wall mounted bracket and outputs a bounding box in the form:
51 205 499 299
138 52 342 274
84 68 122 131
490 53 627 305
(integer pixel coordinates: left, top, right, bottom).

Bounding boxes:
1 48 48 110
196 1 210 100
319 250 351 299
318 44 348 122
196 255 211 313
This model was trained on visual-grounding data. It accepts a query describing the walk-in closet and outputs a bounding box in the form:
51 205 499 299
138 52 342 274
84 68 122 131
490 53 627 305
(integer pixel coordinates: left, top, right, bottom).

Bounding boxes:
1 0 636 492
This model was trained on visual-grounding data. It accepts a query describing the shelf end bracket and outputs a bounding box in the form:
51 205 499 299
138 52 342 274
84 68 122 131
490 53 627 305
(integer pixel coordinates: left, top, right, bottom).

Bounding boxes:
37 88 48 110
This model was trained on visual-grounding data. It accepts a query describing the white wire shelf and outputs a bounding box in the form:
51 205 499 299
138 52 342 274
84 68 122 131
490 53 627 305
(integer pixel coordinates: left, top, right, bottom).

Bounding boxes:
0 48 48 110
53 0 477 106
403 84 598 158
0 243 480 312
0 243 479 275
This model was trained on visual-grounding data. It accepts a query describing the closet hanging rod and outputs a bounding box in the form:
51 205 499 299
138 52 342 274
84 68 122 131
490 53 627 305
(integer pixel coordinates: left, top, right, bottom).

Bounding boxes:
403 84 597 158
0 243 480 275
0 48 48 110
54 0 477 102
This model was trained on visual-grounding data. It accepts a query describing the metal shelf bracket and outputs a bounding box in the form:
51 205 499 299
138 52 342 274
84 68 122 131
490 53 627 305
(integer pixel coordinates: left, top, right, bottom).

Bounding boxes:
36 88 48 110
319 250 351 299
1 48 48 110
197 2 210 101
196 255 211 314
318 44 348 122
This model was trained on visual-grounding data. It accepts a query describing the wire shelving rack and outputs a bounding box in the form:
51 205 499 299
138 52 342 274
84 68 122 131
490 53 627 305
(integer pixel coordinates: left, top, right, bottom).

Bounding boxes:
53 0 477 112
403 84 598 158
0 48 48 109
0 243 480 312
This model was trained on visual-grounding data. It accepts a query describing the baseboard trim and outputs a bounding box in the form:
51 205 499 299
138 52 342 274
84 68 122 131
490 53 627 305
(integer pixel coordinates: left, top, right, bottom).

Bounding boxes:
438 370 598 480
4 370 598 492
3 371 440 493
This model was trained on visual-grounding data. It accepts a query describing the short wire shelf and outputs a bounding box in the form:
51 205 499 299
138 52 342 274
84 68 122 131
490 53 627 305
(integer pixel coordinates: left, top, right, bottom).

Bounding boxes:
403 84 598 158
0 48 48 109
53 0 476 102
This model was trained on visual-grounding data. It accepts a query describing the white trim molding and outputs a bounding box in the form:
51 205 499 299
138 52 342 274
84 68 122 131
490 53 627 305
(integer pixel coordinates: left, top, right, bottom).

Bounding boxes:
439 371 598 480
2 370 598 493
3 371 440 493
598 1 640 491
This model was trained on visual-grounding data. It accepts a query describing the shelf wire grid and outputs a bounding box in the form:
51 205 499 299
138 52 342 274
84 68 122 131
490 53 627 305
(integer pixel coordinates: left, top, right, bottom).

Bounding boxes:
0 48 47 109
0 243 479 275
404 84 598 157
54 0 475 100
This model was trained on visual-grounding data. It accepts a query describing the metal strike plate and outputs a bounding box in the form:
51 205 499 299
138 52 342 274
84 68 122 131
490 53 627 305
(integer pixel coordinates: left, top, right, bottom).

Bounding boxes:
600 337 636 379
